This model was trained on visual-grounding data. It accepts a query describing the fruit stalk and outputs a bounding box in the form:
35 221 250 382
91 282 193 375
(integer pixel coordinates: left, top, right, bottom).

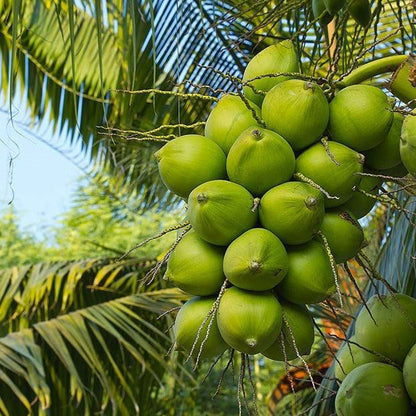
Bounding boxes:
337 55 407 87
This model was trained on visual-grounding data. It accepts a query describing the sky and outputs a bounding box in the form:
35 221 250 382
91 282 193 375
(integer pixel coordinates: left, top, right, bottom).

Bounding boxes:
0 100 86 238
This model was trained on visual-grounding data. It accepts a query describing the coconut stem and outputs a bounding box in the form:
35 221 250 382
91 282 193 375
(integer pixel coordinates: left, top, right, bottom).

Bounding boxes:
188 279 229 368
316 231 343 308
336 55 408 88
320 137 340 165
357 251 398 295
114 87 219 101
294 173 339 200
282 313 316 391
249 260 262 272
251 197 261 212
353 187 416 223
143 226 192 285
196 193 208 204
245 355 259 415
213 349 234 398
343 262 377 325
304 196 318 209
313 319 346 375
280 335 296 394
251 129 263 140
118 221 190 261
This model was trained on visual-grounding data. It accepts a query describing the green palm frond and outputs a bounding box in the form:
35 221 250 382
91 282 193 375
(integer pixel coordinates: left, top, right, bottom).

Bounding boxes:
0 258 191 415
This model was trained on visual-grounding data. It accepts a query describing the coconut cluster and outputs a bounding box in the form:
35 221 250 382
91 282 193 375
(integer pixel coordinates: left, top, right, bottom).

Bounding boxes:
313 0 371 27
334 294 416 415
155 40 414 363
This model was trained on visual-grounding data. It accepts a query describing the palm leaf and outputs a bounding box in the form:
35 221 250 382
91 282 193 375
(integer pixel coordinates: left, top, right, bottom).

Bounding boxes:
0 257 191 414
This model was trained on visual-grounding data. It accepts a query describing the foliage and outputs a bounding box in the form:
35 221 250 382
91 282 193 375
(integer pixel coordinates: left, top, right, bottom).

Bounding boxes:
0 208 48 268
0 253 193 415
0 174 184 268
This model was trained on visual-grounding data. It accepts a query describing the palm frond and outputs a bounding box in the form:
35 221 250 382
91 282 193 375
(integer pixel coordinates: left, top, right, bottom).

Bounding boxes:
0 257 191 415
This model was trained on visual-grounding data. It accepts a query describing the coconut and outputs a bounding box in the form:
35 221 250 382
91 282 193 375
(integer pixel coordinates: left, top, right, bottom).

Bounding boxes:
295 141 364 207
390 56 416 109
379 163 409 178
403 342 416 403
312 0 333 24
165 231 225 296
263 301 314 361
319 208 364 264
334 335 382 382
262 79 329 151
154 134 226 198
349 0 371 27
364 113 404 170
329 85 394 151
277 240 336 304
323 0 345 14
217 287 282 354
204 94 261 154
242 40 299 106
355 294 416 365
341 174 382 219
226 127 295 196
259 182 325 245
400 115 416 177
335 362 410 416
174 297 228 360
187 180 257 246
223 228 288 291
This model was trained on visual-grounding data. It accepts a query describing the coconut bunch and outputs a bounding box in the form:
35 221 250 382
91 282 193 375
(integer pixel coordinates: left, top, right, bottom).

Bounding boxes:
312 0 371 27
333 293 416 415
154 40 414 365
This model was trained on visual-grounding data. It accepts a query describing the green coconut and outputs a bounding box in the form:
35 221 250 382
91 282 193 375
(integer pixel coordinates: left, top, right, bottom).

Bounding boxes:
277 240 336 304
165 231 225 296
226 127 295 196
223 228 288 291
335 335 381 382
323 0 345 14
319 208 364 264
259 182 325 245
379 163 409 178
355 294 416 365
312 0 333 24
217 287 282 354
263 301 314 361
154 135 226 198
242 40 299 106
174 297 228 360
205 94 261 154
349 0 371 27
364 113 404 171
329 85 394 151
187 180 257 246
335 362 410 416
341 174 382 219
262 79 330 151
390 56 416 109
400 115 416 177
403 342 416 403
296 141 364 207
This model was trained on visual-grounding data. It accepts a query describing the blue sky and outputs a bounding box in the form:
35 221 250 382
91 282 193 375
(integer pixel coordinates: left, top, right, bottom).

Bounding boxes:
0 99 86 238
